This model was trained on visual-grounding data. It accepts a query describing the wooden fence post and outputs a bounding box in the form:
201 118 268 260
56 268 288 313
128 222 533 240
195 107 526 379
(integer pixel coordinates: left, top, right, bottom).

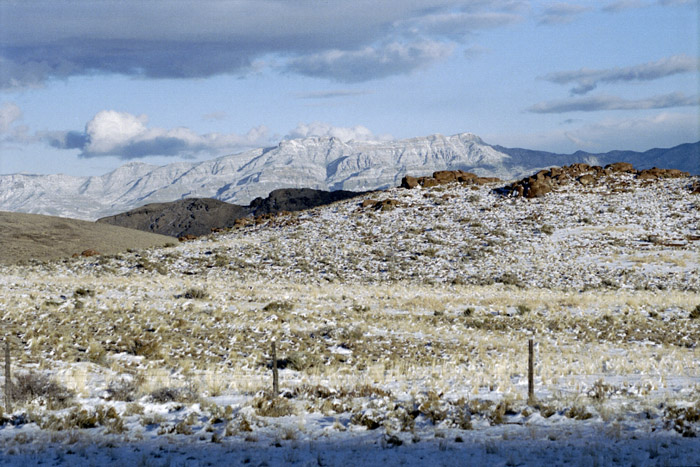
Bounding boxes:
528 338 535 404
271 340 279 397
5 339 11 413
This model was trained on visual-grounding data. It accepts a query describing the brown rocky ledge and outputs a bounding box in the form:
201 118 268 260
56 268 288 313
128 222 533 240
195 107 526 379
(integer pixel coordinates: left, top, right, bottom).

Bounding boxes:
501 162 689 199
401 170 500 189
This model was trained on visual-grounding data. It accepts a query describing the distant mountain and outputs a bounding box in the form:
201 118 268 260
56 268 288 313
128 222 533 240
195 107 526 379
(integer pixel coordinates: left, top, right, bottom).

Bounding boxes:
97 188 366 238
0 133 697 220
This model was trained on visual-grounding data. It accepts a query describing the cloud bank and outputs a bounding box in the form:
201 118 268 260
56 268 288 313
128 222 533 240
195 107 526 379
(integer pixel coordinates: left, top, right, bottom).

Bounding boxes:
35 110 391 159
0 0 525 88
529 92 699 113
45 110 271 159
541 54 700 95
286 41 455 83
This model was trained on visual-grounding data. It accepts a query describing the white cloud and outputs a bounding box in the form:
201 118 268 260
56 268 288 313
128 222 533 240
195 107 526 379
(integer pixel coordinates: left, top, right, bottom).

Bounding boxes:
286 122 392 142
47 110 272 159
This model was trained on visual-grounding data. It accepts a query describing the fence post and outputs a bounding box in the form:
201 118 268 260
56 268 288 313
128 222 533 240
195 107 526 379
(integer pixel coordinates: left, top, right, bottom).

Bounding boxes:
271 340 279 397
528 338 535 404
5 339 11 413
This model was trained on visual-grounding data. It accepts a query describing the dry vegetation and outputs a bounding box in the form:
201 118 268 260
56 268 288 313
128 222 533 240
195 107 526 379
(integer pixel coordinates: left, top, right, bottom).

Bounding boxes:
0 173 698 453
0 211 175 265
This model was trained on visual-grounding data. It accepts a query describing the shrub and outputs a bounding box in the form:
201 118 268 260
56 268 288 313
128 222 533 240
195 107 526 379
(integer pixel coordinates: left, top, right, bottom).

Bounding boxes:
105 376 141 402
565 406 592 420
11 372 74 409
252 394 296 417
280 351 318 371
540 224 554 235
689 305 700 320
183 288 208 300
74 287 94 297
149 385 200 404
262 301 294 312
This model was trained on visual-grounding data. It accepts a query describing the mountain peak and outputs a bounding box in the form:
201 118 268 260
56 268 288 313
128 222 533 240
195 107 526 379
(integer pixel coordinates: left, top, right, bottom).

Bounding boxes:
0 134 696 221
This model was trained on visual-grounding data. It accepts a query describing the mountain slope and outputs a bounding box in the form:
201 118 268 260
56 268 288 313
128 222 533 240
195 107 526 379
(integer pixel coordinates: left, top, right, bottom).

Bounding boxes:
1 133 697 221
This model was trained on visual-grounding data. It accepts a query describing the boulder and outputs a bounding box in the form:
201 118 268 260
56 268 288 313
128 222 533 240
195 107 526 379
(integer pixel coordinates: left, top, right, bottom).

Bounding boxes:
578 174 596 185
401 175 419 189
432 171 457 183
457 172 479 182
525 181 552 198
605 162 635 173
420 177 440 188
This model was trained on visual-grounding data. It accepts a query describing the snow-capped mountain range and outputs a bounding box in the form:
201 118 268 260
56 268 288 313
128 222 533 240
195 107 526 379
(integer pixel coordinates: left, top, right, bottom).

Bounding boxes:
1 132 698 220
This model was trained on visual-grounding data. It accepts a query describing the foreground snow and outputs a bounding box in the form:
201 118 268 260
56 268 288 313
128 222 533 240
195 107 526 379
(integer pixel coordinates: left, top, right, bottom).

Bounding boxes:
0 173 698 465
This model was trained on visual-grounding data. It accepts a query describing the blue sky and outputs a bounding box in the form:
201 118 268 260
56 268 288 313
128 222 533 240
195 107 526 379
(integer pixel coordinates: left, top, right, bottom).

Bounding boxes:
0 0 698 176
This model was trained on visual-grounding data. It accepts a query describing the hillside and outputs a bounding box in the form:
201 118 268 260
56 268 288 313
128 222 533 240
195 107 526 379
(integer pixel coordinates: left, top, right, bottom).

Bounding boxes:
1 133 697 221
0 211 175 265
0 167 698 464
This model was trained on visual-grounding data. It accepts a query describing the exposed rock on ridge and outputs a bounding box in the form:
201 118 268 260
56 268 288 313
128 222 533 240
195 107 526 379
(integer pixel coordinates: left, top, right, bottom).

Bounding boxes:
97 188 366 238
500 163 690 198
401 170 500 189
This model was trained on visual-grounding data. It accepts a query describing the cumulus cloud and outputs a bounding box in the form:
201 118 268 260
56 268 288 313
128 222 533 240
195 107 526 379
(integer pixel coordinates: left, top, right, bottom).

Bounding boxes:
539 3 592 24
541 54 700 95
286 41 454 83
46 110 271 159
528 92 699 113
286 122 392 142
0 1 524 88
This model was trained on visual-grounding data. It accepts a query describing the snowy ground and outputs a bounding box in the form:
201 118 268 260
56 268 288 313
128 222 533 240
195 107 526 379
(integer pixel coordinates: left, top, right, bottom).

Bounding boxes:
0 173 698 465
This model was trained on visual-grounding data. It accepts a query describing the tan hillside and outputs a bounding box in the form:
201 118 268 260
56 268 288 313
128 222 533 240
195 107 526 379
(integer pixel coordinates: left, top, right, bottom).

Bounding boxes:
0 211 175 265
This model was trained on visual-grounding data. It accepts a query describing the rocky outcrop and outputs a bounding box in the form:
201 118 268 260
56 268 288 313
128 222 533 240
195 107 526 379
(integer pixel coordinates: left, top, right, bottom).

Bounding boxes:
690 180 700 195
98 188 366 238
400 170 500 190
501 163 690 198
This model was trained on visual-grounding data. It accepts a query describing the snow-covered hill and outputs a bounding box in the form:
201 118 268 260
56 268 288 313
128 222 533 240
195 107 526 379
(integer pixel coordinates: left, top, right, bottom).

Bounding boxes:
1 132 697 220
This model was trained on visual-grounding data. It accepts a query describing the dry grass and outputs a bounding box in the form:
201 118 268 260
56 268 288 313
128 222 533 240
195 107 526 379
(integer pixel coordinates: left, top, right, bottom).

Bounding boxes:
0 211 175 265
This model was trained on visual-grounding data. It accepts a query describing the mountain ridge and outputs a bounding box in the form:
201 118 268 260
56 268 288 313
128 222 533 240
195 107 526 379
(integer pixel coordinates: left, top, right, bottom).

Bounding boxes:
1 133 697 220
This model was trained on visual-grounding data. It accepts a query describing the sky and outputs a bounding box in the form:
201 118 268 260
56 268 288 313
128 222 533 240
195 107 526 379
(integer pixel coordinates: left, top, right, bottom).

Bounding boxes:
0 0 698 176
